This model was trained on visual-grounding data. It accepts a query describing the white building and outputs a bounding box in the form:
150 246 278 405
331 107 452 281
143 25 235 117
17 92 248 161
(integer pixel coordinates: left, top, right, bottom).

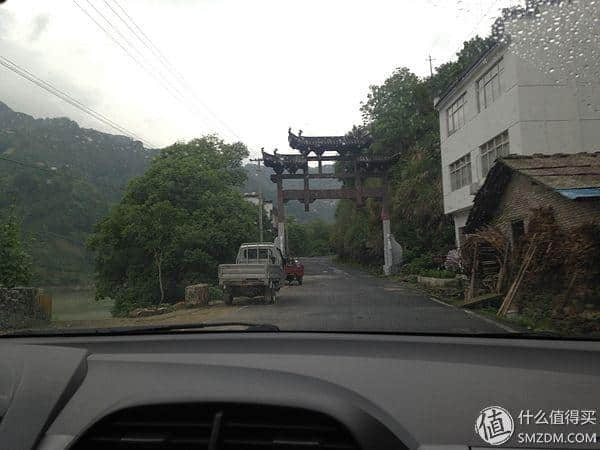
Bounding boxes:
243 192 275 228
434 0 600 247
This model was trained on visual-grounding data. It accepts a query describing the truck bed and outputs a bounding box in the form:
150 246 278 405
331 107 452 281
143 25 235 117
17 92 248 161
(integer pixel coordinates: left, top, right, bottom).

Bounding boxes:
218 263 282 286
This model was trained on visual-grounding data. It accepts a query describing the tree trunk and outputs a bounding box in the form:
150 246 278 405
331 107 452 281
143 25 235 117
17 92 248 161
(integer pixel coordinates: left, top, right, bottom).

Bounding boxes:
155 251 164 304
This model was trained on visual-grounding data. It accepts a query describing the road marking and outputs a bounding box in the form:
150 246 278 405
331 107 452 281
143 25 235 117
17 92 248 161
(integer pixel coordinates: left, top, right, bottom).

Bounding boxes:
428 296 517 333
463 309 517 332
237 306 249 311
429 296 451 307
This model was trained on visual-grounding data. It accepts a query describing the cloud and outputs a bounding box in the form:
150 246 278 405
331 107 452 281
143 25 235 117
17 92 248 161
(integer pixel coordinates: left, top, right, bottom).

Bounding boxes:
29 14 49 42
0 7 15 36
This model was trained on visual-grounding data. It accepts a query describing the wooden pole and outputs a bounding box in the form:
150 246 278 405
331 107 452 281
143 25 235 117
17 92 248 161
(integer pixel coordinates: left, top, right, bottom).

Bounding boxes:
498 239 537 316
467 243 479 302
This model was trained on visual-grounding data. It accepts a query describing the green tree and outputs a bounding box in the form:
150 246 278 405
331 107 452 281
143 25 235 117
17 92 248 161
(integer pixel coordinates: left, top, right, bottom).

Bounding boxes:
286 219 334 257
333 37 493 266
0 213 32 287
429 36 496 97
361 67 437 156
88 136 260 316
287 218 309 257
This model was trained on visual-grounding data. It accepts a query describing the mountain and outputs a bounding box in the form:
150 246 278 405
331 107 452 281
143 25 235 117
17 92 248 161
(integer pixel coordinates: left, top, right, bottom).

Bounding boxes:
0 101 340 285
0 101 157 285
242 163 340 223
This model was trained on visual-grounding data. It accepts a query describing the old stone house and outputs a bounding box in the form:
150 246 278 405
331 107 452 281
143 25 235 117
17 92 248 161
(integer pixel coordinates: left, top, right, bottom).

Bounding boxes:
464 152 600 240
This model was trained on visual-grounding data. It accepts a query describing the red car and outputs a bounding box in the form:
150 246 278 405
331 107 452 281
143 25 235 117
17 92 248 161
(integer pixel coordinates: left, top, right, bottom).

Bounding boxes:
284 258 304 285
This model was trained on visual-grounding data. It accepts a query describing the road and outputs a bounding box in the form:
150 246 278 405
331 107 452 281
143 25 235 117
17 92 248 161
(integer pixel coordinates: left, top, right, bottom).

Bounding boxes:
217 256 509 333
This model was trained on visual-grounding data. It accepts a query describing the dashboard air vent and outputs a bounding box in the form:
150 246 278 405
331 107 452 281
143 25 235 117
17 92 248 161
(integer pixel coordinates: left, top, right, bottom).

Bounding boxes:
71 403 360 450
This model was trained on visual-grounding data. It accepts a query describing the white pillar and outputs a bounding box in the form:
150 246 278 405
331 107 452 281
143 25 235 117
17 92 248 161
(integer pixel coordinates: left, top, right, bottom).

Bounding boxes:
277 221 286 257
382 218 393 275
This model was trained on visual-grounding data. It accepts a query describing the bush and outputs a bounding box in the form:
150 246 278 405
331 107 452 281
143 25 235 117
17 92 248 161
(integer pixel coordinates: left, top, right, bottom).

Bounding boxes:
419 269 456 279
208 286 223 302
403 254 437 275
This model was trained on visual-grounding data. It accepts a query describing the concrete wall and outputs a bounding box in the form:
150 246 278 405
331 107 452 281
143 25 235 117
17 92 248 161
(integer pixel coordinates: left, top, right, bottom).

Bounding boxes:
492 173 600 239
0 287 49 329
439 47 519 216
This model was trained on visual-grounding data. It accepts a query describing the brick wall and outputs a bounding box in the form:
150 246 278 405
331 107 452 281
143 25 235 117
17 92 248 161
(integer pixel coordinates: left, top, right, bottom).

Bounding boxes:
492 172 600 239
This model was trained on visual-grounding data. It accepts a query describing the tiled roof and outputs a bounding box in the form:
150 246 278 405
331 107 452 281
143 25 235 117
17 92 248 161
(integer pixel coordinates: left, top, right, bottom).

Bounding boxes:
502 152 600 189
464 152 600 232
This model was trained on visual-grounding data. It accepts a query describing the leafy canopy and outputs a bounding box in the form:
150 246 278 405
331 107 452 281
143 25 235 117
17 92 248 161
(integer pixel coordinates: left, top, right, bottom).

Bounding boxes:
88 136 263 316
333 37 492 265
0 213 32 288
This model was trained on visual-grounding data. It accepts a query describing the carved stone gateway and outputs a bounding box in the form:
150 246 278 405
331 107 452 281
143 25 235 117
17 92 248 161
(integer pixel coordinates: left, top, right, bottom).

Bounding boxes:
262 129 403 275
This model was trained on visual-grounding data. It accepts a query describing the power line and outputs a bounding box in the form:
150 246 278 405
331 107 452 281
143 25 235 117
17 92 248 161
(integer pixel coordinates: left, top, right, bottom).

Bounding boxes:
0 55 156 147
72 0 190 109
74 0 233 140
105 0 243 141
0 56 148 144
76 0 198 114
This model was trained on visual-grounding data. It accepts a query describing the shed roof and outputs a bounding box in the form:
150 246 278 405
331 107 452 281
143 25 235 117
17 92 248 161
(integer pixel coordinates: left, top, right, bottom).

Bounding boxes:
501 152 600 189
465 152 600 232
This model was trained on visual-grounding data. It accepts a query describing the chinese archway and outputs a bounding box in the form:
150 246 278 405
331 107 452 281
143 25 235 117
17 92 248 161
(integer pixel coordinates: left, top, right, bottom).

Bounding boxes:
262 129 403 275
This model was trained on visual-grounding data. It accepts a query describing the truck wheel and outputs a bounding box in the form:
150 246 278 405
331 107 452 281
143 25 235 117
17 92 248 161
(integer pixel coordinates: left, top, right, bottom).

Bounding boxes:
223 290 233 305
265 285 276 304
297 276 303 286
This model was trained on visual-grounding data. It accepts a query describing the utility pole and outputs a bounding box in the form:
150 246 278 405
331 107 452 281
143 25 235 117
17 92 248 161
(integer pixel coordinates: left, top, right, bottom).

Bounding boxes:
427 55 435 77
249 157 264 243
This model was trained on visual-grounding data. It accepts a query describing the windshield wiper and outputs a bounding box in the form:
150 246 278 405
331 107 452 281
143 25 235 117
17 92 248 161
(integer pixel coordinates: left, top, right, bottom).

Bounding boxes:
1 321 280 337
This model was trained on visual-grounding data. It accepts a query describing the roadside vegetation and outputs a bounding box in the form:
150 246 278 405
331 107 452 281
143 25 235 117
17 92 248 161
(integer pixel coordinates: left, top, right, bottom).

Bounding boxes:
286 218 334 257
332 37 495 268
0 213 32 288
87 136 271 316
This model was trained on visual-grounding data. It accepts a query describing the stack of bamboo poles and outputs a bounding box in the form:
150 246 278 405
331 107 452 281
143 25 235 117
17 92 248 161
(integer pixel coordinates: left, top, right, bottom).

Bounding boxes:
497 236 537 317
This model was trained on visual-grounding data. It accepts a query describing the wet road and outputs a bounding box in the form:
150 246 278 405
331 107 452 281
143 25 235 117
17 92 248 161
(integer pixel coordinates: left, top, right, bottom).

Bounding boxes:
216 256 509 333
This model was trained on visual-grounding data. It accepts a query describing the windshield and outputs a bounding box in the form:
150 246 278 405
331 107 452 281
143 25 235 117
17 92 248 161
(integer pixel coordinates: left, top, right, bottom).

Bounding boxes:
1 0 599 337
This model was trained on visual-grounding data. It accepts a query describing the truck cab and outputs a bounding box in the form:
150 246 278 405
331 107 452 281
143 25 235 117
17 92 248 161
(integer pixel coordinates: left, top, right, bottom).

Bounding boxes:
236 243 284 266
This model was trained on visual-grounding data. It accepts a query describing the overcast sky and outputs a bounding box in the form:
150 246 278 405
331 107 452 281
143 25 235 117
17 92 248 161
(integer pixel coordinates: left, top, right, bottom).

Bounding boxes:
0 0 521 157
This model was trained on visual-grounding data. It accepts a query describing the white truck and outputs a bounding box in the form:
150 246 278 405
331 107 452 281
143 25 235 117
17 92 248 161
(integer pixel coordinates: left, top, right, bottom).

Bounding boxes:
218 243 285 305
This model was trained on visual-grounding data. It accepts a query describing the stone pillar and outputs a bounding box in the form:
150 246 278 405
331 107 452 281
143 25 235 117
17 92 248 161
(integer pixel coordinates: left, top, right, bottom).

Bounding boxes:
382 215 393 275
277 221 286 257
276 176 287 257
381 176 394 275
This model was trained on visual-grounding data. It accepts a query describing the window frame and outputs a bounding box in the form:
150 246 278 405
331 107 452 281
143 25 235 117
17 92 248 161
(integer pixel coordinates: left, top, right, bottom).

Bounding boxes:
476 58 504 111
449 153 472 191
480 130 510 177
447 93 466 135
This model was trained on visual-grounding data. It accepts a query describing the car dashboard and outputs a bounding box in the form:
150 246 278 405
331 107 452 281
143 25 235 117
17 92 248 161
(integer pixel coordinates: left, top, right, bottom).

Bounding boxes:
0 332 598 450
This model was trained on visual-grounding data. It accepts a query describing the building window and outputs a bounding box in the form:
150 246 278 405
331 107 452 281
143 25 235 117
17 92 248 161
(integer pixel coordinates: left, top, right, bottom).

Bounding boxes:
477 59 504 111
449 153 472 191
480 130 510 176
447 93 466 135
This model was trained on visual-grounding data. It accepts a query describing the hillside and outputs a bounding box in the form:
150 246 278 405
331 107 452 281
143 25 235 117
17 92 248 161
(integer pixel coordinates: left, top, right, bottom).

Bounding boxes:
0 101 340 285
0 101 157 285
243 163 340 223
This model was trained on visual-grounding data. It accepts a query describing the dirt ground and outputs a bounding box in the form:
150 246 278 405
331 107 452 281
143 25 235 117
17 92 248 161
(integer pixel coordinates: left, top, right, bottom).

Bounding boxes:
50 303 234 330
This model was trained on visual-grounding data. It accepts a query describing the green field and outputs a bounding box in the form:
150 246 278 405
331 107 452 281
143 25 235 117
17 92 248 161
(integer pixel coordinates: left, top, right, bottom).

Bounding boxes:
48 288 114 322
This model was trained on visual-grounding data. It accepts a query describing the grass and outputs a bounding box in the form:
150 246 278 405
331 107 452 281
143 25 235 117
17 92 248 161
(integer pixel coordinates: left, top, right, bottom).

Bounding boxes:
47 288 114 322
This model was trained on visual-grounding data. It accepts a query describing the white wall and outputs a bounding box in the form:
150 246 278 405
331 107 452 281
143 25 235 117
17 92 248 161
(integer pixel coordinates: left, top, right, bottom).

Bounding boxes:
437 0 600 247
439 47 519 216
452 209 470 248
